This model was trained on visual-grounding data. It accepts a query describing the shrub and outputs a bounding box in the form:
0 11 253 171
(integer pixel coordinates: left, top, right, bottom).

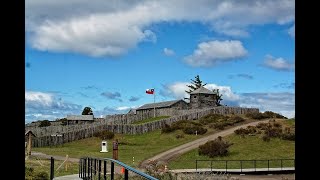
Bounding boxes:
281 132 295 141
263 111 287 119
265 127 282 138
228 116 245 123
25 166 34 177
93 130 114 140
256 122 268 129
38 120 51 127
176 134 185 139
245 112 267 120
161 123 174 133
262 134 271 142
183 126 207 135
34 171 49 180
198 137 233 157
273 122 282 128
212 122 227 130
199 114 227 125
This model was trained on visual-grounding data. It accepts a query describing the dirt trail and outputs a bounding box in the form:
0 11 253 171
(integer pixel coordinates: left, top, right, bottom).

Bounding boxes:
140 119 272 168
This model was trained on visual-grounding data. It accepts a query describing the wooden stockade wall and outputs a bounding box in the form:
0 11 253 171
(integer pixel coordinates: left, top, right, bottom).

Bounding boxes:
30 106 258 147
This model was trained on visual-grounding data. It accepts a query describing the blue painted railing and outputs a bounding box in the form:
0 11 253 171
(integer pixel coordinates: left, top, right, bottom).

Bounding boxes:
79 157 158 180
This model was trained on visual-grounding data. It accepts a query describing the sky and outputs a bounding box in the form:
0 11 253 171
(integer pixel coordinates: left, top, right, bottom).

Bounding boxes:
25 0 295 123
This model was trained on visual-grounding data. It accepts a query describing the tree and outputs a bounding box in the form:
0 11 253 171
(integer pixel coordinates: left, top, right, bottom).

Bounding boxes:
185 75 207 93
82 107 93 115
212 89 223 106
38 120 51 127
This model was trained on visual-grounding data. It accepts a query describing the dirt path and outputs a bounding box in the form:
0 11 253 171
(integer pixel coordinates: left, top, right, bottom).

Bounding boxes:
140 119 272 168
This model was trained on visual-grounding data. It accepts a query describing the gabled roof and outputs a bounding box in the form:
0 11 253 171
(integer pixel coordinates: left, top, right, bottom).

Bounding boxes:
136 100 186 110
25 130 36 137
66 115 94 121
190 86 216 95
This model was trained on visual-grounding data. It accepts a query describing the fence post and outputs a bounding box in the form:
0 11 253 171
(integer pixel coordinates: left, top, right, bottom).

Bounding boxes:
94 159 97 175
50 157 54 180
124 168 129 180
281 159 283 170
268 160 269 172
196 160 198 172
254 160 256 172
79 159 81 178
111 162 114 180
98 160 101 179
104 160 107 180
241 160 242 172
211 161 212 172
226 161 228 173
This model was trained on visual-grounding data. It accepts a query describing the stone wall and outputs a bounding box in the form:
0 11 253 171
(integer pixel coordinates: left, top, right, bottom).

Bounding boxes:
29 106 259 147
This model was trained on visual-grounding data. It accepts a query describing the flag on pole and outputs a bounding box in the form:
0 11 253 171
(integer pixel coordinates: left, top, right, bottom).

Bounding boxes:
146 89 154 94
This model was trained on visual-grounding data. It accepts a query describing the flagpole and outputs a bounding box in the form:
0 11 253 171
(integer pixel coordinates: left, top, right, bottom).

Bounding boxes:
153 88 156 118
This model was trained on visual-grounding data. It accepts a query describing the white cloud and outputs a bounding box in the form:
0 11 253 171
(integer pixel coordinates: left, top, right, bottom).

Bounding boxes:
184 40 248 67
159 82 294 118
116 106 131 111
288 24 295 38
204 84 240 101
263 54 294 71
26 0 294 57
163 48 175 56
25 91 82 123
160 82 239 102
239 92 295 118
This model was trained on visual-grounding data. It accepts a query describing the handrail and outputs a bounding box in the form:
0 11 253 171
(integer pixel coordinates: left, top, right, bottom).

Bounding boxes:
196 159 295 173
79 157 158 180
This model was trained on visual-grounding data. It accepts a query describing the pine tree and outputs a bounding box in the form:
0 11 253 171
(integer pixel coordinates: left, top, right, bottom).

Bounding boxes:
82 107 93 115
212 89 223 106
185 75 207 93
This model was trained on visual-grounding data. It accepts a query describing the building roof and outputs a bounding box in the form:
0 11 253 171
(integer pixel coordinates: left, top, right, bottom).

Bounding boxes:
136 100 186 110
190 86 216 95
25 130 36 137
66 115 94 121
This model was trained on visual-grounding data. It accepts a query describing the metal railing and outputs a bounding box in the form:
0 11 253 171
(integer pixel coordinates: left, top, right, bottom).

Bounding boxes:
79 157 158 180
195 159 295 173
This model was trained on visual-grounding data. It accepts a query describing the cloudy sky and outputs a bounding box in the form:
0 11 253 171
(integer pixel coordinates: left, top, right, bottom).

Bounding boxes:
25 0 295 123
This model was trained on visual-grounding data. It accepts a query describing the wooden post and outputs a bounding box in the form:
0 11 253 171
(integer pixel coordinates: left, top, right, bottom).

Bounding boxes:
25 131 35 156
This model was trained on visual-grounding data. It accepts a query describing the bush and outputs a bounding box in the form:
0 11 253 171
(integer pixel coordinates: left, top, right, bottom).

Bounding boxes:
161 123 174 133
198 137 233 157
262 134 271 142
34 171 49 180
265 127 282 138
176 134 185 139
183 126 207 135
228 116 245 123
93 131 114 140
199 114 227 125
281 132 295 141
263 111 287 119
245 112 267 120
38 120 51 127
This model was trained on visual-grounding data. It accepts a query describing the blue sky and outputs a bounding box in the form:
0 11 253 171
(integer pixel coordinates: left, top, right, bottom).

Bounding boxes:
25 0 295 123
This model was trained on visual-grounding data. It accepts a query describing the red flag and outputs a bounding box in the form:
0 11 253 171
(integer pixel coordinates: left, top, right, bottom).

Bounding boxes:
146 89 154 94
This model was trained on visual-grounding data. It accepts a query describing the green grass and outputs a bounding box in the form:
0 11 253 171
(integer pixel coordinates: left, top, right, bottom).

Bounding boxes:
32 129 215 169
25 157 79 178
168 134 295 169
131 116 170 124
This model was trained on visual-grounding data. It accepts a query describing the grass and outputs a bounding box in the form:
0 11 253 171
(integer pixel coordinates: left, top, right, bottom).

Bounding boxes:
168 132 295 169
131 116 170 124
32 128 216 169
25 156 79 178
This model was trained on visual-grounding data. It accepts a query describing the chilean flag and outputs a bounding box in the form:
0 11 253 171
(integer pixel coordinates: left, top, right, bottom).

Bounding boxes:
146 89 154 94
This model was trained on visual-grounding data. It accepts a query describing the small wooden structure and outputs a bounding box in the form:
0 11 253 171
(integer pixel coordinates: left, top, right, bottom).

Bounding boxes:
25 130 36 156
